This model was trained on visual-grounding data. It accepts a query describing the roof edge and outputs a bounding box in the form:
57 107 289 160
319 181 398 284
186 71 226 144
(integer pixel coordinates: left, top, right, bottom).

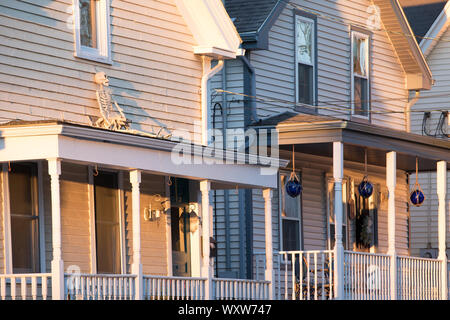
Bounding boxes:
420 0 450 57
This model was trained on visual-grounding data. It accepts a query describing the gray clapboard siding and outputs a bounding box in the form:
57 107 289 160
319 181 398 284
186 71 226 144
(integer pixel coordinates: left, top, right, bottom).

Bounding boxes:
0 0 204 140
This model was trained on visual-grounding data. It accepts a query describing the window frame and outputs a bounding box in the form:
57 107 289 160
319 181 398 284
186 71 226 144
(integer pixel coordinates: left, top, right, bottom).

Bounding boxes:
2 162 46 274
294 11 317 107
326 176 350 251
350 30 371 120
73 0 112 64
278 171 303 252
88 167 126 274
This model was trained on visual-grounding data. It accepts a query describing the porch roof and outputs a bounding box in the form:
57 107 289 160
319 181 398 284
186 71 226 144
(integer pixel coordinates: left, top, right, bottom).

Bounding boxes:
0 121 287 189
252 112 450 172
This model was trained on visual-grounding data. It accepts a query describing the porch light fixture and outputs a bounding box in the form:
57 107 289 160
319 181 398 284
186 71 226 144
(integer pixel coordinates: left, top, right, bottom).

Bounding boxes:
358 149 373 198
286 145 302 198
410 157 425 207
180 204 200 233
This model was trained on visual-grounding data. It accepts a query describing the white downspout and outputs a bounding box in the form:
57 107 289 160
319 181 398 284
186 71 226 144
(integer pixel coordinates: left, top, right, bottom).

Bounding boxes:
406 90 420 133
201 56 224 145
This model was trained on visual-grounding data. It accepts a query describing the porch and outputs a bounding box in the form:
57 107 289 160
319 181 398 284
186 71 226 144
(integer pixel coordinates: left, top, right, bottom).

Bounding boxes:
0 121 280 300
251 111 450 300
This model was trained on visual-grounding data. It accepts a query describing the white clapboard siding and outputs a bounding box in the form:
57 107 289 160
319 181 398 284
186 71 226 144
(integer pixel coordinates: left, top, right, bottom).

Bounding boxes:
249 0 407 130
408 22 450 258
409 172 450 257
0 0 203 141
123 173 169 276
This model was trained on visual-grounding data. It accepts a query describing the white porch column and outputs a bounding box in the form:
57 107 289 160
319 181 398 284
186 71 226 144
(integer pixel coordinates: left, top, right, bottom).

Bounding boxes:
200 180 212 299
437 161 447 300
333 142 344 299
130 170 143 300
48 158 64 300
263 188 274 300
386 151 397 300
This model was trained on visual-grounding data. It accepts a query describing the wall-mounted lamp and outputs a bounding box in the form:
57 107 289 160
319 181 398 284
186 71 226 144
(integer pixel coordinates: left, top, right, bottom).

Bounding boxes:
143 194 170 222
143 204 162 222
180 203 201 233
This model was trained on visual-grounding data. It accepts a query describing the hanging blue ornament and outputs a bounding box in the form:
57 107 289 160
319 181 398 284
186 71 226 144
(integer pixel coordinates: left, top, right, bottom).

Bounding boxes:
410 158 425 207
410 189 425 206
358 176 373 198
286 175 302 198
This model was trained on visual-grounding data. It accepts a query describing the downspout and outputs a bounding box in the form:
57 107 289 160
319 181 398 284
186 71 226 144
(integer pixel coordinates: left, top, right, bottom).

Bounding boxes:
201 57 224 145
406 90 420 133
239 54 259 125
239 52 257 279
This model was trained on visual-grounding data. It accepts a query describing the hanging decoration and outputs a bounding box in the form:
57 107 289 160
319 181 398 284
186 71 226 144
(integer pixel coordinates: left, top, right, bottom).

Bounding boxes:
410 157 425 207
285 145 302 198
358 149 373 198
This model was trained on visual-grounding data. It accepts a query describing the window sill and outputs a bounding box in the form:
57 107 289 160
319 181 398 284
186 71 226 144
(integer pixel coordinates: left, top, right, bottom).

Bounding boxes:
350 115 371 124
294 103 317 115
74 52 113 65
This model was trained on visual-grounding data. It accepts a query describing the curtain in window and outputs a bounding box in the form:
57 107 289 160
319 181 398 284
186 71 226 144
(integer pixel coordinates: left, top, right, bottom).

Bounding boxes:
79 0 97 48
353 36 367 77
297 19 313 65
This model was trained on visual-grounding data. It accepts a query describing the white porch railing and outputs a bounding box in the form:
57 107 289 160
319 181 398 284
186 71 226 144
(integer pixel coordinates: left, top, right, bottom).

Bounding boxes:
143 275 206 300
256 250 334 300
64 274 136 300
397 256 441 300
343 251 391 300
0 273 52 300
212 278 270 300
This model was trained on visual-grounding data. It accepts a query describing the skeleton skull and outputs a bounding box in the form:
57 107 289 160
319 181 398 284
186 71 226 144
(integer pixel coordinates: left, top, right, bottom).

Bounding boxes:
94 72 109 86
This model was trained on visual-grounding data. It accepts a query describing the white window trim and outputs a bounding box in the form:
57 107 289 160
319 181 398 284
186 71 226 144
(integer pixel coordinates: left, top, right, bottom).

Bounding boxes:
326 176 349 251
73 0 112 64
295 14 316 106
278 171 303 252
351 31 370 119
88 167 126 274
2 162 45 274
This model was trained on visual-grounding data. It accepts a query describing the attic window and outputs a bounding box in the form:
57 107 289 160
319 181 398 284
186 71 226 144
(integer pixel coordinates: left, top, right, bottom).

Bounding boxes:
351 31 370 118
74 0 111 64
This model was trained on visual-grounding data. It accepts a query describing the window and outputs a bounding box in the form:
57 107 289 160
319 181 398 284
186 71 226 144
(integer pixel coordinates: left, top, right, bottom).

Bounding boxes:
295 14 316 105
351 31 370 118
93 171 122 274
279 172 302 251
74 0 111 63
9 163 40 273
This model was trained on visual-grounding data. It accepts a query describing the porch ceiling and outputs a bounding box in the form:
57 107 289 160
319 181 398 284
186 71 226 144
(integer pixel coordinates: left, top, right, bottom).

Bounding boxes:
0 121 287 189
253 112 450 172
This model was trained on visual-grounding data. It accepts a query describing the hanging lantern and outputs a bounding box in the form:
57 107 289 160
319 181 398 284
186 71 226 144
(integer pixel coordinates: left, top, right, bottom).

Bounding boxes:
358 149 373 199
410 157 425 207
286 145 302 198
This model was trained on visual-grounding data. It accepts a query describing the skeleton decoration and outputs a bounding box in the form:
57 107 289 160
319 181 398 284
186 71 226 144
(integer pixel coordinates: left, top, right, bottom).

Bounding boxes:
91 72 131 131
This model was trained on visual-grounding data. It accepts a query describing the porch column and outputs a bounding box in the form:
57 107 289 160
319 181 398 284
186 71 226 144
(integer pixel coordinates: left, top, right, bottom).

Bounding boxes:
333 142 344 299
130 170 143 300
200 180 212 299
48 158 64 300
386 151 397 300
437 161 447 300
263 188 273 300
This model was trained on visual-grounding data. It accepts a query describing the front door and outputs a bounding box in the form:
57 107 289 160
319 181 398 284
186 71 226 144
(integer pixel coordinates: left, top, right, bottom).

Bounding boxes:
171 205 191 277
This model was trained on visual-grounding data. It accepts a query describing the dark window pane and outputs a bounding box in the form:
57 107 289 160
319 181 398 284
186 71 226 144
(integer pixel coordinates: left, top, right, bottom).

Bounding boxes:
354 77 368 117
283 220 300 251
94 171 121 274
298 63 314 105
9 163 39 273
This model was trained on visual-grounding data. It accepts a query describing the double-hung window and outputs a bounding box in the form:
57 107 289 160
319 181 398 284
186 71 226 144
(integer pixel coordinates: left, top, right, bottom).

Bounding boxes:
8 163 41 273
295 14 316 106
74 0 111 63
93 170 123 274
351 31 370 118
279 172 302 251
